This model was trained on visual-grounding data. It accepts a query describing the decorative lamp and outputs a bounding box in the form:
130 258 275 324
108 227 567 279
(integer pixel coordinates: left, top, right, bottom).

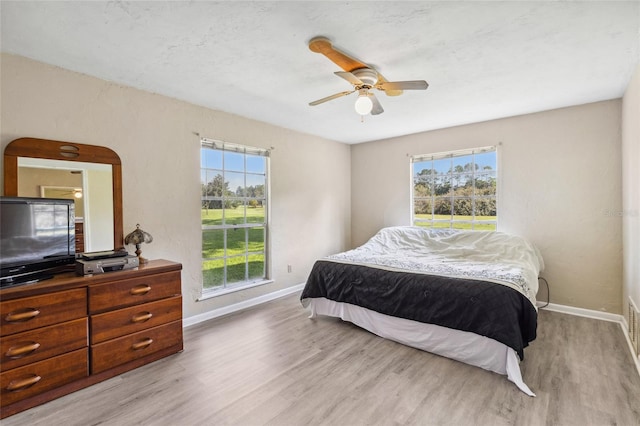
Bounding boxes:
124 224 153 264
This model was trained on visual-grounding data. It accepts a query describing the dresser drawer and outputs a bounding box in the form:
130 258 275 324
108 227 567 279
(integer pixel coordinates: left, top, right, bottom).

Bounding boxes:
91 296 182 344
1 318 88 371
89 271 181 314
0 348 88 407
0 289 87 337
91 320 182 374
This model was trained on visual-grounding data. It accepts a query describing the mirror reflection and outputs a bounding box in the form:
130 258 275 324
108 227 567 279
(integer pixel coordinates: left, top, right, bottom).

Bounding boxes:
17 157 114 252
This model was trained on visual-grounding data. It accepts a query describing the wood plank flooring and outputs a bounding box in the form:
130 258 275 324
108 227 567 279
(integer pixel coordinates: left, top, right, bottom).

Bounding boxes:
4 292 640 425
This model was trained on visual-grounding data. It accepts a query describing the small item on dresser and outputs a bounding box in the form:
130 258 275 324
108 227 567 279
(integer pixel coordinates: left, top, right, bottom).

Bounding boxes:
75 255 139 276
124 224 153 264
81 249 128 261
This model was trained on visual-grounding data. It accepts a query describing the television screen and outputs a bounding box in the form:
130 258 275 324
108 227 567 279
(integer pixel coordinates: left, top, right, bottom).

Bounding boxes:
1 196 76 287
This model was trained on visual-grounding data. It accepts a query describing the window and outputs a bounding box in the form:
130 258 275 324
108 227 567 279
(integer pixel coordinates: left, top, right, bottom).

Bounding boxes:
411 146 497 230
201 139 269 293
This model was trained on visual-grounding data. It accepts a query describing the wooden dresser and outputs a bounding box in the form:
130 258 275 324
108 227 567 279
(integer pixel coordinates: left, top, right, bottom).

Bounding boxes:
0 260 183 419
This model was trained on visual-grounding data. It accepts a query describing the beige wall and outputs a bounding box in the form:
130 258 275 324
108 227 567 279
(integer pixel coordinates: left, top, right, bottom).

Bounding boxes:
0 53 351 319
351 101 623 313
0 52 629 317
622 63 640 321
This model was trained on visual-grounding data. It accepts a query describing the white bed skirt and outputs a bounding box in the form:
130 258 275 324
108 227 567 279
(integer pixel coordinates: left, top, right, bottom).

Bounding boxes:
304 297 535 397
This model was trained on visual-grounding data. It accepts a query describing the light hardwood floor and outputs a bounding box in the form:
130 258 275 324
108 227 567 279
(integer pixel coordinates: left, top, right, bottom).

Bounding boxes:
4 292 640 426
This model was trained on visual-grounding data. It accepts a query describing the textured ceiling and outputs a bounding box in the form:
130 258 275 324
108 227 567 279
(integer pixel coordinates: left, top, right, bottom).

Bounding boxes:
1 1 639 144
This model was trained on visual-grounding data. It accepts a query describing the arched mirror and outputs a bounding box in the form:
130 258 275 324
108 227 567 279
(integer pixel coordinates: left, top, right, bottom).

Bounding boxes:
3 137 123 251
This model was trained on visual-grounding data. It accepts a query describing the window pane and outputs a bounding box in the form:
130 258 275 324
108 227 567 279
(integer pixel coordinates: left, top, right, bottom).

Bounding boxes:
226 255 247 284
475 198 497 218
224 151 244 172
202 259 224 289
433 158 451 175
434 197 452 217
413 161 432 179
223 202 245 225
248 226 265 252
414 221 433 228
451 156 465 170
202 229 224 258
247 202 265 224
433 221 451 229
452 222 472 230
226 228 247 254
414 199 432 220
247 156 265 174
451 173 469 194
202 201 223 225
202 149 222 169
475 172 496 196
434 175 451 196
205 172 226 197
453 198 473 218
246 174 266 197
414 176 432 197
474 222 497 231
475 151 496 171
249 254 265 280
226 171 245 196
248 253 265 280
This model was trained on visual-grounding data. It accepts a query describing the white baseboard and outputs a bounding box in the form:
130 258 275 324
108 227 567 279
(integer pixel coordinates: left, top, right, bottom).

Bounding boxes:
538 301 640 376
183 283 305 328
537 301 623 323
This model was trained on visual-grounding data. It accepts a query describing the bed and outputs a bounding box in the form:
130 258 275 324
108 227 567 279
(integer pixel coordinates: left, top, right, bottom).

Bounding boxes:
300 226 544 396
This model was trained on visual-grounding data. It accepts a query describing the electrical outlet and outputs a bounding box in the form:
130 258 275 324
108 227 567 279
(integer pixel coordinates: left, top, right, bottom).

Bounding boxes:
287 264 292 273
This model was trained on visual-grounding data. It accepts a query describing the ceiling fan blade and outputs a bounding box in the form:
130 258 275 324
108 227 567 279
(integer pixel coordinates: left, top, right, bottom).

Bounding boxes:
308 36 404 97
308 37 369 72
370 93 384 115
309 90 354 106
335 71 363 86
375 74 403 96
378 80 429 91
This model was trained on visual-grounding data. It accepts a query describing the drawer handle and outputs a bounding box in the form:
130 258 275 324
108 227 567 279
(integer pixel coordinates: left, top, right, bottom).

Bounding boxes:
5 308 40 323
6 342 41 359
6 374 42 392
131 312 153 323
131 338 153 350
130 284 151 296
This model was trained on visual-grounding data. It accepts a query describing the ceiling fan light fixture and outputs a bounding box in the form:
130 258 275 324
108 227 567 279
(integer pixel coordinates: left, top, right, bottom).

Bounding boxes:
354 90 373 115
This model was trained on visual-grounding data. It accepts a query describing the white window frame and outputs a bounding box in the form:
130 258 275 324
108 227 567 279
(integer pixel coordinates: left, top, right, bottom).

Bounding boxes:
200 138 270 297
411 146 498 230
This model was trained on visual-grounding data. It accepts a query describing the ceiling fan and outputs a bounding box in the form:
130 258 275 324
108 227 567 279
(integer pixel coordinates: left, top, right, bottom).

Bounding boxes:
57 188 83 199
307 37 429 116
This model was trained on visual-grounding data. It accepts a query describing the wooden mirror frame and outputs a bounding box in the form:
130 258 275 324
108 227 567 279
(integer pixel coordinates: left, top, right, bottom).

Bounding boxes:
3 137 124 250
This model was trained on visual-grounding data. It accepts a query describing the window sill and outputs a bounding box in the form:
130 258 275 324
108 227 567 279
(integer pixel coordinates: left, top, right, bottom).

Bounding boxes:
197 279 274 301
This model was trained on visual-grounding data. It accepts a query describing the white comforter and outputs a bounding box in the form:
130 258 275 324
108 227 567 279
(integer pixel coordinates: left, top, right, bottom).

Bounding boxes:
328 226 544 307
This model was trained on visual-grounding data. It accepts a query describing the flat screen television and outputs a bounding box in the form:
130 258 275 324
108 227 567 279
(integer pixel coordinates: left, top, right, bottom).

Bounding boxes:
1 196 76 287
